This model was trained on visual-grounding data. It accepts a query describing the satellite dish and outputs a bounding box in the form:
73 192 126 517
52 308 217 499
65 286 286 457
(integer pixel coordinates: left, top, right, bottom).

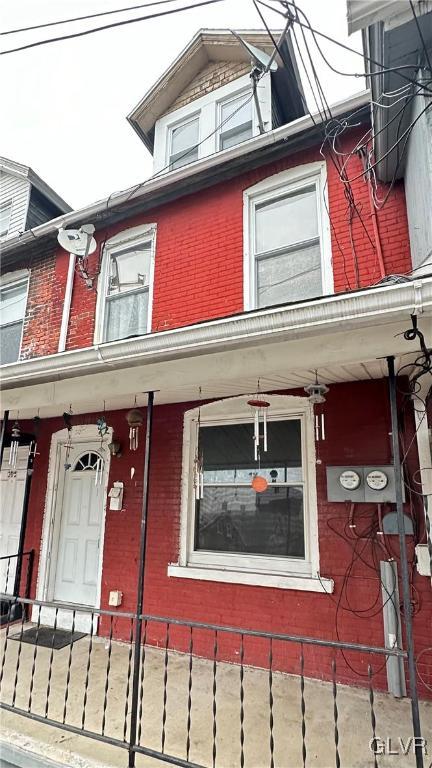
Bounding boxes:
231 31 278 73
57 226 97 257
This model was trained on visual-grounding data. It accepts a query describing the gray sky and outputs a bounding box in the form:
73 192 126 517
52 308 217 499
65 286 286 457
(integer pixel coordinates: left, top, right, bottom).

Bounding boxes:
1 0 364 209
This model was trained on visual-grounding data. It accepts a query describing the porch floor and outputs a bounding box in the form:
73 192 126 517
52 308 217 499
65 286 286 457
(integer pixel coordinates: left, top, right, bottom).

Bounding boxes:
1 623 431 768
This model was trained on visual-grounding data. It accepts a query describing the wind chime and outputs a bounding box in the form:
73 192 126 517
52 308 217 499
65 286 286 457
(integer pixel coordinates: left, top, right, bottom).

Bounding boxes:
247 389 270 493
63 406 73 470
9 419 21 468
95 402 108 486
29 414 41 460
126 400 144 451
304 371 329 464
193 390 204 501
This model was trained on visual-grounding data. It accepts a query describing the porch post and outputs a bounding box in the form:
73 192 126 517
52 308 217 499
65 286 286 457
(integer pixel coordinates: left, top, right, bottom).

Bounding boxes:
128 390 154 768
0 410 9 467
386 357 423 768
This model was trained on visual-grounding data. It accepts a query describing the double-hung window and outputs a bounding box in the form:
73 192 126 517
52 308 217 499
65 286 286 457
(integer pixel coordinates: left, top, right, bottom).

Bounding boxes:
99 226 155 343
0 202 12 237
244 164 332 310
171 395 332 592
219 91 252 150
0 275 28 364
169 116 199 170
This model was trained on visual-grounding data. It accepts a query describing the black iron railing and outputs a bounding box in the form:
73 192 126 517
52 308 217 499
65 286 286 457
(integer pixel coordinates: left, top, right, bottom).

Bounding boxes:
0 551 34 616
0 593 413 768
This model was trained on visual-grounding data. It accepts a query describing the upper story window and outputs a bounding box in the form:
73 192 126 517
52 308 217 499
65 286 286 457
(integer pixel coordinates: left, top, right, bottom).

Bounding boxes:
0 272 28 364
95 224 156 344
0 201 12 237
218 91 253 150
153 72 271 174
243 163 333 311
169 116 199 170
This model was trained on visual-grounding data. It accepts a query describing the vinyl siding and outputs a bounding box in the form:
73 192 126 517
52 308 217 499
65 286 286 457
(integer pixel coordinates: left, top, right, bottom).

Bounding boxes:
405 81 432 270
0 171 30 238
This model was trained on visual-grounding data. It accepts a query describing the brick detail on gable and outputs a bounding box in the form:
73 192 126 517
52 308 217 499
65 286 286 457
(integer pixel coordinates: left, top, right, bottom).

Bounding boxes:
161 60 250 116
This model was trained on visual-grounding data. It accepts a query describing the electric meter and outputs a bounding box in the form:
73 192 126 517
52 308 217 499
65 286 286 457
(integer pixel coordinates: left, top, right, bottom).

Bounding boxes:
366 469 388 491
339 470 361 490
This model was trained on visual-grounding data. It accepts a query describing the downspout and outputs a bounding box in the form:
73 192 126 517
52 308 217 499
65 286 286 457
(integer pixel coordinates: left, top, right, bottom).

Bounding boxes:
58 253 75 353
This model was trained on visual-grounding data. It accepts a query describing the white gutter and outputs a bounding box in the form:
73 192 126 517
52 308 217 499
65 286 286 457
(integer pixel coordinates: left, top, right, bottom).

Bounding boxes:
1 90 370 256
1 277 431 389
57 253 75 353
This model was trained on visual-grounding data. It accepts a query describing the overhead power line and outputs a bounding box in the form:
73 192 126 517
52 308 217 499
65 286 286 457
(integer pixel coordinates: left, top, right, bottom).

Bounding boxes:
0 0 225 55
1 0 186 36
257 0 432 95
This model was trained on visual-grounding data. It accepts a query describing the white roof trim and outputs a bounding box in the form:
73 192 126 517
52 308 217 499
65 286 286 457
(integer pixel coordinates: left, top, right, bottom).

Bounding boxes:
0 156 71 213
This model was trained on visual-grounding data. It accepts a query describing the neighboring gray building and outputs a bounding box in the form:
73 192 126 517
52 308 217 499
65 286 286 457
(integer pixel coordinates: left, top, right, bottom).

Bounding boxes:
346 0 432 272
0 157 71 364
0 156 71 240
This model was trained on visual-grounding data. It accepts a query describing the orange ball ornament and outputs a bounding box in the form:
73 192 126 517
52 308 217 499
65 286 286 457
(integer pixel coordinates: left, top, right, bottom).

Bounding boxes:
251 475 268 493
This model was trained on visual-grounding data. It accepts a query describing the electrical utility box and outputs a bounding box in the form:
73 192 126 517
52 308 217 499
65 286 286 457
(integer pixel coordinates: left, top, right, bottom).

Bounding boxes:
326 465 403 503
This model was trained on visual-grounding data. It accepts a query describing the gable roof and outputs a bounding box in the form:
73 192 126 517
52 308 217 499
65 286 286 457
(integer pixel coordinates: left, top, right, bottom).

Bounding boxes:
0 156 71 213
127 28 306 153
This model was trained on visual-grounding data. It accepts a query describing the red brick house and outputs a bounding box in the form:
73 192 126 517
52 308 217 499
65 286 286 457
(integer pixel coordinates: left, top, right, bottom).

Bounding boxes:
1 28 431 749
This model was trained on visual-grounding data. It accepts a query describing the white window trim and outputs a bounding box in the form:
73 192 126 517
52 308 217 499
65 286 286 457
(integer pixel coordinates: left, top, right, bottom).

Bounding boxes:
243 162 334 312
94 223 156 345
167 111 201 169
168 394 333 593
153 73 272 174
217 86 253 151
0 200 12 237
0 269 30 364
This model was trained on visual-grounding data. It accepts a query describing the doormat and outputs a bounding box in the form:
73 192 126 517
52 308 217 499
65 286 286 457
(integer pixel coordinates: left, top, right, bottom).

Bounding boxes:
10 626 86 650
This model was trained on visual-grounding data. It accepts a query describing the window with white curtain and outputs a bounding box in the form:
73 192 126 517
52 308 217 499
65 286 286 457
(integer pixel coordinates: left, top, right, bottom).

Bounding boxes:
244 164 333 311
0 276 28 364
99 227 155 343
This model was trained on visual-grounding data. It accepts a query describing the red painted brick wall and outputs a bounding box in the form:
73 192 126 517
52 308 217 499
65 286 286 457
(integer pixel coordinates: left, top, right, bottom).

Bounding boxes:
6 129 412 360
21 380 431 697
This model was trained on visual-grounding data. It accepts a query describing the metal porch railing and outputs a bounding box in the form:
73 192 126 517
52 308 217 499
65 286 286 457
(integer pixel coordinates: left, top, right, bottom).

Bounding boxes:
0 593 416 768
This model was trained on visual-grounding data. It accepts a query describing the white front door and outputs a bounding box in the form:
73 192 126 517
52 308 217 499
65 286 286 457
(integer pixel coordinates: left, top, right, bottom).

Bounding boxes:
53 448 105 606
0 447 28 594
53 444 105 607
37 437 109 632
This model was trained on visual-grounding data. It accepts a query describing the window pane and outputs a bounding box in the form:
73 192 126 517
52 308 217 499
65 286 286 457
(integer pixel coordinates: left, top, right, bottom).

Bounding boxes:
257 242 322 307
0 282 27 325
200 421 302 484
105 289 149 342
195 486 304 558
170 146 199 170
171 118 199 156
255 187 318 254
0 203 11 236
0 321 23 364
221 94 251 131
220 123 253 150
108 244 151 295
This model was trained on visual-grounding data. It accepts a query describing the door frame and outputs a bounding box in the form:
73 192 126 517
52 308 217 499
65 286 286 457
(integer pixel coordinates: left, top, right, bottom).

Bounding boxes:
35 424 112 625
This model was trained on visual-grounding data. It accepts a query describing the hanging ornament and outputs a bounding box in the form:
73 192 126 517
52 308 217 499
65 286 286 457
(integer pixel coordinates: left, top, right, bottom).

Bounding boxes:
126 408 144 451
251 474 268 493
9 420 21 468
247 398 270 461
29 414 41 460
97 415 108 439
304 372 329 404
63 405 73 470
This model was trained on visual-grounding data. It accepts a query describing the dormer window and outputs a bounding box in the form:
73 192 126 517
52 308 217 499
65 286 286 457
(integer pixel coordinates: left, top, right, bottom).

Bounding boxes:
0 201 12 237
219 91 253 150
169 116 199 170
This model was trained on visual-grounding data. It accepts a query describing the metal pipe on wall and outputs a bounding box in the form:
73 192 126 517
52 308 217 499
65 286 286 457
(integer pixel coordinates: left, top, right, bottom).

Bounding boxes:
128 390 154 768
0 410 9 468
386 356 423 768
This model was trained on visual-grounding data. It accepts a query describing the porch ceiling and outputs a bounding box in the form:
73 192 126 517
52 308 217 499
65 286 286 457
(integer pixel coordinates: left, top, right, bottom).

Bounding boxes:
0 320 425 419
